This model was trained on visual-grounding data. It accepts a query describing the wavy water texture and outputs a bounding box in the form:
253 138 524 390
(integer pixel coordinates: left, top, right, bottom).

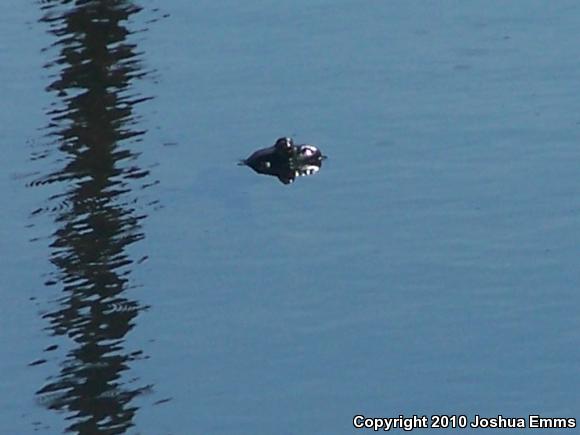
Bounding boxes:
30 1 161 433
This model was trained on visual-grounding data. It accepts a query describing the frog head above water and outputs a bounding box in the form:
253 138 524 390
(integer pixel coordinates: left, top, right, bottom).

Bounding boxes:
239 137 326 184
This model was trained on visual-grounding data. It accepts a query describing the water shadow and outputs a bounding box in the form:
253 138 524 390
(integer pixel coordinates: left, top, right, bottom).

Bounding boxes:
30 1 160 433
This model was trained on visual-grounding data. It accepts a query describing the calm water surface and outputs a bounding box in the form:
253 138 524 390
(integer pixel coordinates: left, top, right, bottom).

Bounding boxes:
1 1 579 434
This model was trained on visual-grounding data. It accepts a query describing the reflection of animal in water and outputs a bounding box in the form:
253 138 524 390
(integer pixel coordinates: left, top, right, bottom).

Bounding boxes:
239 137 326 184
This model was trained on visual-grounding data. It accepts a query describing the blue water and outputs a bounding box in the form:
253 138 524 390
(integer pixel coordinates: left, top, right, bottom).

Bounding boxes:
1 1 579 434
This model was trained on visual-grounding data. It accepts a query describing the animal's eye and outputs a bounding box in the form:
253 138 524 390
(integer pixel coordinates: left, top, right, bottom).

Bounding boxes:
301 146 316 156
275 137 292 149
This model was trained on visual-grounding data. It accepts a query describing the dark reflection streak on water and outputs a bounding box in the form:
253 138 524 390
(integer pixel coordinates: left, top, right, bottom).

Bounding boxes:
31 1 159 433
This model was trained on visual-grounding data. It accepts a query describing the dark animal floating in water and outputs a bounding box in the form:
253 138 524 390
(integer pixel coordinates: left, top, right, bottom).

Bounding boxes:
239 137 326 184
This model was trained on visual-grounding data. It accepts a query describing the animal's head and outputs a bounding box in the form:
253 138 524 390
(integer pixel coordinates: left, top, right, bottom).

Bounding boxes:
294 144 326 165
240 137 326 184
